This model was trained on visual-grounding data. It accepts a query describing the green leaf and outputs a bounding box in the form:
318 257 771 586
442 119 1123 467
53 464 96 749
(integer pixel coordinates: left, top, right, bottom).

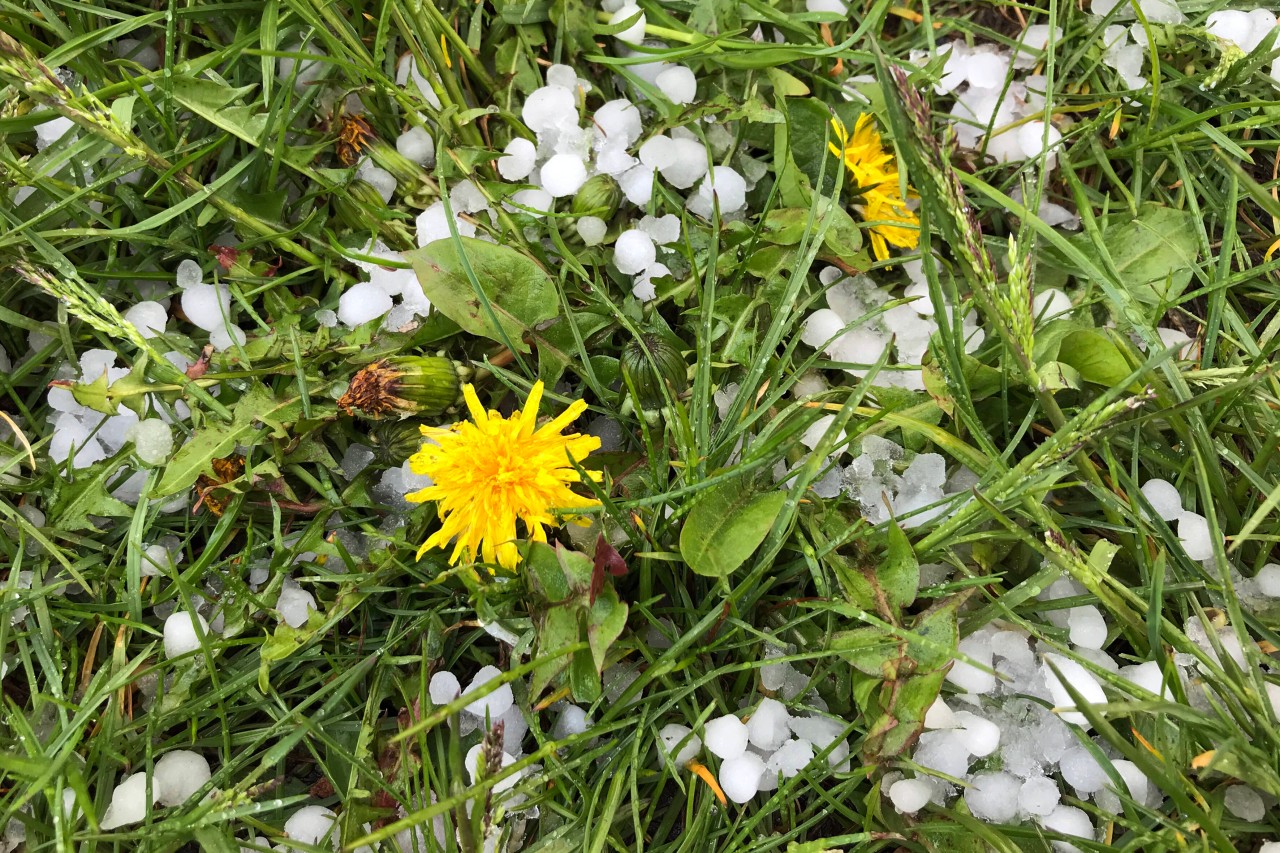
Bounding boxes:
832 626 900 677
679 479 787 578
866 669 947 760
908 597 961 673
1067 204 1199 306
882 522 920 611
405 237 557 353
530 607 580 699
1056 328 1133 387
47 459 134 532
152 383 302 497
758 203 862 259
586 586 627 674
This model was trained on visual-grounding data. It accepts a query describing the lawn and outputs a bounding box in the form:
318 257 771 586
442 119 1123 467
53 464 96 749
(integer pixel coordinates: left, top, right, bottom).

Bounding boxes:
3 0 1280 850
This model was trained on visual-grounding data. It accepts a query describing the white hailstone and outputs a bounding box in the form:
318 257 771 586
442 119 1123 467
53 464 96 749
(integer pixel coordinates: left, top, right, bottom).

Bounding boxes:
101 772 153 829
807 0 847 11
209 324 247 352
965 772 1021 822
719 753 765 804
463 744 521 793
1260 843 1280 853
153 750 211 807
1019 775 1061 817
276 578 317 628
952 711 1001 757
633 262 669 301
1177 512 1215 561
610 4 647 44
126 419 173 465
1140 478 1182 522
704 714 749 760
923 697 957 729
638 135 677 170
800 414 836 450
1156 327 1193 358
1256 563 1280 597
1137 0 1183 24
337 281 393 328
659 138 709 189
964 51 1010 88
283 806 338 850
163 611 207 659
315 309 338 328
1039 804 1094 852
593 100 643 148
181 284 232 332
497 703 528 754
1059 746 1109 793
1224 785 1266 821
639 214 680 245
613 229 655 275
1067 605 1108 649
596 141 637 175
546 63 579 89
510 187 554 218
618 164 655 205
1207 11 1253 49
428 671 460 705
766 738 814 778
946 632 997 695
552 705 591 739
462 665 514 721
522 86 578 134
277 42 327 91
1041 653 1107 728
1118 660 1169 698
124 301 168 337
142 543 170 577
540 153 588 197
1014 25 1061 68
800 309 845 349
1108 759 1151 805
576 216 608 246
688 166 747 218
1017 120 1063 163
355 159 397 202
175 259 202 289
658 723 702 766
1032 288 1072 322
655 65 697 104
746 698 791 752
888 778 933 814
396 126 435 166
497 138 537 181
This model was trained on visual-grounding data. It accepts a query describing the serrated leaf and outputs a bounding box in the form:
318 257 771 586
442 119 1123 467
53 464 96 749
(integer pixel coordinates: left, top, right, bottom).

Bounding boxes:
405 237 557 354
47 459 134 532
679 480 787 578
152 383 302 497
1067 203 1198 306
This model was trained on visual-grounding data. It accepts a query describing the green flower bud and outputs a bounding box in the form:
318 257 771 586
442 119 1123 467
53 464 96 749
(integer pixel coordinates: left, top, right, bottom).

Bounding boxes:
338 356 468 418
571 174 622 219
620 332 688 410
368 420 427 465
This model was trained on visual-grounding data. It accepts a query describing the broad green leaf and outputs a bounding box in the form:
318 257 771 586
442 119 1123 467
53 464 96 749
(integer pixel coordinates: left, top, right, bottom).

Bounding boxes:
759 203 862 259
831 626 901 677
882 522 919 611
908 597 961 673
47 459 134 532
530 606 579 699
680 480 787 578
1067 204 1198 306
586 587 628 674
153 383 302 497
865 668 947 762
405 237 557 353
1056 328 1133 387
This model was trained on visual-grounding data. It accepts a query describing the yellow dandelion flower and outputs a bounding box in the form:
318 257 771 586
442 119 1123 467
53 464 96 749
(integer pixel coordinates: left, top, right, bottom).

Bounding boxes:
405 381 602 571
828 115 921 260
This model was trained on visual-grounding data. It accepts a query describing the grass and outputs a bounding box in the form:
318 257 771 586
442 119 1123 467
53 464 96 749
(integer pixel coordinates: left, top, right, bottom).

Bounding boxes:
3 0 1280 850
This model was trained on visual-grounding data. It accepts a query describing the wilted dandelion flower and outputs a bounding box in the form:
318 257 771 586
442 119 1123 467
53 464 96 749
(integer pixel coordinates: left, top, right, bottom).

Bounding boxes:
828 114 920 260
405 381 602 570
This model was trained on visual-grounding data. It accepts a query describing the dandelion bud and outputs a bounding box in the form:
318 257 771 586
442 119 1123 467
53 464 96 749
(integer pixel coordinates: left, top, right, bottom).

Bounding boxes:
571 174 621 219
620 332 688 410
338 356 467 418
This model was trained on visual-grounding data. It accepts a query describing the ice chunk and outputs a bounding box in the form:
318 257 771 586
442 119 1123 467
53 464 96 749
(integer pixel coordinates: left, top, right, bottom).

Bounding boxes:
719 753 765 803
593 100 643 149
655 65 697 104
946 632 997 695
1224 785 1266 821
153 750 211 807
888 778 933 814
1041 653 1107 728
396 126 435 165
1059 746 1108 793
552 705 592 739
1019 774 1061 817
688 166 747 217
1140 478 1182 522
163 611 207 658
127 419 173 465
1177 512 1216 561
1039 804 1094 853
1257 562 1280 597
952 711 1001 757
658 723 701 766
747 698 791 752
181 284 232 331
923 697 957 729
540 153 588 197
618 164 655 205
283 805 338 850
576 215 608 246
609 5 647 44
965 771 1020 821
614 228 655 275
765 738 813 777
176 259 203 289
522 86 577 134
658 138 709 189
428 671 460 706
704 714 749 759
1032 288 1072 322
639 214 681 245
124 301 168 337
1118 660 1169 699
101 772 153 829
356 158 397 202
462 665 513 721
913 729 971 779
277 578 317 628
1067 605 1108 650
338 281 393 327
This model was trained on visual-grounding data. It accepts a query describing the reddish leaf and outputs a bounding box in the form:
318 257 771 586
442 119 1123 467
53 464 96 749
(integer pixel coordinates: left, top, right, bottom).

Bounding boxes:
590 535 627 605
209 244 240 271
186 344 214 379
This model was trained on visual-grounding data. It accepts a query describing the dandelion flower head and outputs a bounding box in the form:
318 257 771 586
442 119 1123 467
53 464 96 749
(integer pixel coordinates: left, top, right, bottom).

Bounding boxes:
405 381 602 571
828 114 921 261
